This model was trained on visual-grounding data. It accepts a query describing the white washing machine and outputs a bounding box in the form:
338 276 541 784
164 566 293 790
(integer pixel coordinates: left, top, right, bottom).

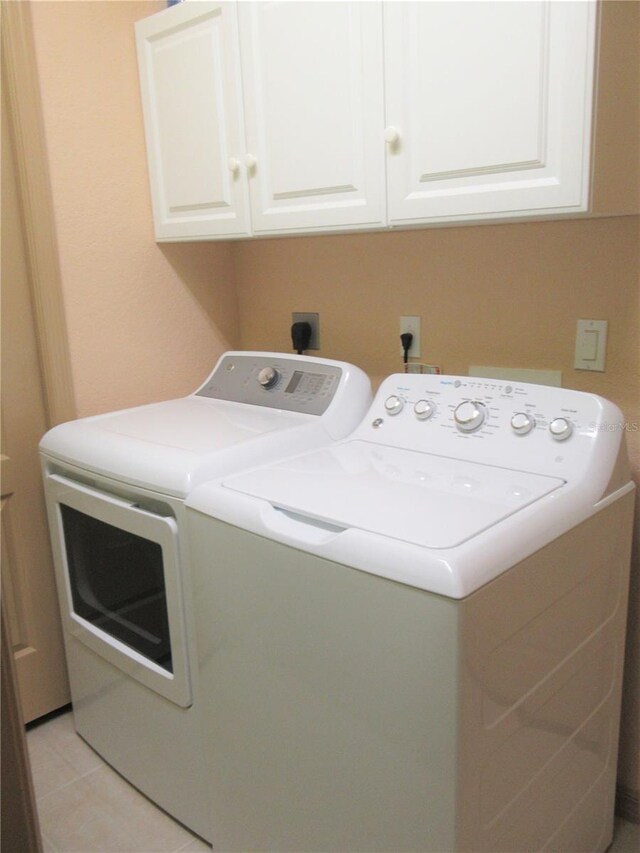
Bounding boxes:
187 373 635 852
39 351 371 841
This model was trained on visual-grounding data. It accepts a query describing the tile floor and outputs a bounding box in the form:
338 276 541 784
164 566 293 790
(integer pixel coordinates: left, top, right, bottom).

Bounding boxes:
27 708 640 853
26 710 209 852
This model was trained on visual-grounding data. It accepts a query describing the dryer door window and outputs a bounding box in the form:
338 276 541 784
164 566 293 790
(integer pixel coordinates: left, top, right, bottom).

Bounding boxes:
60 505 173 674
44 473 191 708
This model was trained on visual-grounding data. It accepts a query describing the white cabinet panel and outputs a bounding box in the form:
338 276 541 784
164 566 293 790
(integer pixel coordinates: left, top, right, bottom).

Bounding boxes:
135 1 608 240
384 1 597 224
238 1 385 234
136 2 250 239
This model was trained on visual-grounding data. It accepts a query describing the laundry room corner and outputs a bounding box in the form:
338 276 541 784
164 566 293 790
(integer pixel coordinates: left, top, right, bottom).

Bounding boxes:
2 0 640 846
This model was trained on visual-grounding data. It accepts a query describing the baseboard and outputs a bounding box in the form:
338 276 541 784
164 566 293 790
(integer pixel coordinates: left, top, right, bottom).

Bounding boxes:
616 783 640 824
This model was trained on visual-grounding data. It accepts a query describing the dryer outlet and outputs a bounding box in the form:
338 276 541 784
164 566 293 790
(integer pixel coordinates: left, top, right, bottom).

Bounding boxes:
292 313 320 350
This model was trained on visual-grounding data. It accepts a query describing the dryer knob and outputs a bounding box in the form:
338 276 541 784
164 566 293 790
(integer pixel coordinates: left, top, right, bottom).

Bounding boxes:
549 417 573 441
510 412 536 435
257 366 280 389
384 395 404 416
454 400 487 432
414 399 436 421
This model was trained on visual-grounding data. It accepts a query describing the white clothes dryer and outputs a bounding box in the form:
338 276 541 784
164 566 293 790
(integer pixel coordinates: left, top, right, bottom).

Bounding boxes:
187 373 635 852
40 351 371 841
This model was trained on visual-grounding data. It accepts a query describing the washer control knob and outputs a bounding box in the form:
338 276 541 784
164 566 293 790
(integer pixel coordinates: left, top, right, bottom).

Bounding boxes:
384 395 404 416
510 412 536 435
257 366 280 389
414 399 436 421
549 417 573 441
454 400 487 432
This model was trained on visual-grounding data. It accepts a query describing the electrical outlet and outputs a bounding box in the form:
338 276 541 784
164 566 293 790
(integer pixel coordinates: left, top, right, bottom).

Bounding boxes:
292 312 320 350
399 316 421 358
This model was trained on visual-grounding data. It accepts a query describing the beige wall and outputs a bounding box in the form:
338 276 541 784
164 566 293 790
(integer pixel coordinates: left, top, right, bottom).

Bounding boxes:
232 215 640 800
233 218 639 403
29 0 239 417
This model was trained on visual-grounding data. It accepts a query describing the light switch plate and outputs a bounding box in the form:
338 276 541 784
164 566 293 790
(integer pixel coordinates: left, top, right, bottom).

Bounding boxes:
574 319 607 371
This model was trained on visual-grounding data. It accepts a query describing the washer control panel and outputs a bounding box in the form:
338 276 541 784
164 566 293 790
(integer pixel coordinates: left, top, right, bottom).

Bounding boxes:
374 377 591 441
196 354 342 415
357 373 625 480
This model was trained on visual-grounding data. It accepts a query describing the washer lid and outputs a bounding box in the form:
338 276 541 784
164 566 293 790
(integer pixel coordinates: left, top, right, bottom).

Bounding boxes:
223 440 565 549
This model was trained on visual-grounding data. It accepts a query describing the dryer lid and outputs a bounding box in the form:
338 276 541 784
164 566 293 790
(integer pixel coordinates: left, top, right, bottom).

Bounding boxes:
84 397 303 452
223 440 565 549
40 398 309 496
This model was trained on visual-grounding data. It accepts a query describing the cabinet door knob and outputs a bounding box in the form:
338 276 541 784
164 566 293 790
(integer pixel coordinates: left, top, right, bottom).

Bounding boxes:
245 154 257 171
228 157 241 174
384 126 400 145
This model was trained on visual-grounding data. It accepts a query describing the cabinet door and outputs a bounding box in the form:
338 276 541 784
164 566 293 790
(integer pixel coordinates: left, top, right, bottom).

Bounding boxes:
384 1 598 225
135 1 250 240
238 1 385 235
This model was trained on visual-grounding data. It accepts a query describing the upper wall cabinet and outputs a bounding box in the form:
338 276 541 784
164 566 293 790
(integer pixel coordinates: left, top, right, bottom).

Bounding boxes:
136 1 250 238
136 0 384 240
383 1 596 224
238 1 385 234
135 1 638 241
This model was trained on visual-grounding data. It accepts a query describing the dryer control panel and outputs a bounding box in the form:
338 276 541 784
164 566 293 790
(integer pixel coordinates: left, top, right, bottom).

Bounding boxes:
195 354 342 415
357 374 628 489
